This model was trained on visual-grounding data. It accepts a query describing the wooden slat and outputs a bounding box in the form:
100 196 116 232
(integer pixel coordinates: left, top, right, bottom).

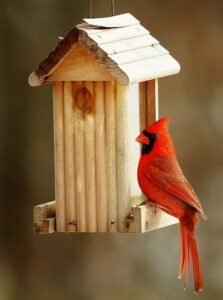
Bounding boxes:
108 44 167 64
154 79 159 121
34 218 55 234
73 82 87 232
47 43 113 82
128 84 142 199
105 81 118 232
53 82 66 232
33 201 56 234
95 82 107 232
139 82 147 132
86 24 148 45
116 83 130 232
84 81 97 232
100 34 159 55
64 81 76 232
33 201 56 222
147 79 159 125
83 13 140 28
119 54 181 84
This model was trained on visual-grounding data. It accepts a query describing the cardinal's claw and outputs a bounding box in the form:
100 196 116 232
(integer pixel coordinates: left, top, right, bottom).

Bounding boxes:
136 200 147 207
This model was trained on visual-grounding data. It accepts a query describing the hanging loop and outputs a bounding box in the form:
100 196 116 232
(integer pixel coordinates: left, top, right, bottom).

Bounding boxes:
89 0 115 18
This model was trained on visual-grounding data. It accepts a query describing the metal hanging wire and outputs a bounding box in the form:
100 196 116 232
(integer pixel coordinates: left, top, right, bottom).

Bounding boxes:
89 0 92 18
89 0 115 18
111 0 115 16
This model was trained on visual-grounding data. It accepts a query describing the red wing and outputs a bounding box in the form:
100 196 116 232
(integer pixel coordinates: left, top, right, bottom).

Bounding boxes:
143 156 205 217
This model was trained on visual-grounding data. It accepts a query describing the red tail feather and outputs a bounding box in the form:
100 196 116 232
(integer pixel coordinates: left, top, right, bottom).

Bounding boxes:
188 234 203 293
179 224 190 289
178 224 185 279
179 223 203 293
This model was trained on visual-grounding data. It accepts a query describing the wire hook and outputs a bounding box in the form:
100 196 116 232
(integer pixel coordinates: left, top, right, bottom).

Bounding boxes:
89 0 92 18
111 0 115 16
89 0 115 18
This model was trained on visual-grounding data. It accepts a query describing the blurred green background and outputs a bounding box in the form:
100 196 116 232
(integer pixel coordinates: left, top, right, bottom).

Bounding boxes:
0 0 223 299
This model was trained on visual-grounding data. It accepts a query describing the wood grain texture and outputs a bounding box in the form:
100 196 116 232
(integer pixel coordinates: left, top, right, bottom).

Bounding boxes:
34 218 55 234
126 199 178 233
73 82 87 232
95 81 107 232
53 82 66 232
33 201 56 234
139 81 147 132
64 81 76 232
47 44 113 82
33 28 78 79
105 81 118 232
84 81 97 232
116 83 131 232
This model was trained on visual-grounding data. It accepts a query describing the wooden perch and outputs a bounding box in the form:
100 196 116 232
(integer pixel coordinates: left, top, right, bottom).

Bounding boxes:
33 198 178 234
33 201 56 234
126 198 178 233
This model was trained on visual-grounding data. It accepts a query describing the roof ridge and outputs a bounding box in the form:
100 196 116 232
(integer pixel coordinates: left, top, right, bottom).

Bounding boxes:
83 13 140 28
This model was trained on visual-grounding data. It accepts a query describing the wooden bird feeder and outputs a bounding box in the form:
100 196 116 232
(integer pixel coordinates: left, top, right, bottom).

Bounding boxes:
29 13 180 234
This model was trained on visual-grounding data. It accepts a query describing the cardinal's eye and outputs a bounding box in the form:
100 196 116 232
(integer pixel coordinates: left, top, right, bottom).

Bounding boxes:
142 130 158 141
151 133 158 140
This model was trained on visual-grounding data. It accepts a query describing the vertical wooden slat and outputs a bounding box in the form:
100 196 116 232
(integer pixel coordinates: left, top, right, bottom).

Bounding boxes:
155 78 159 121
139 82 147 131
146 79 159 125
95 81 107 232
73 81 87 232
53 81 66 232
116 83 130 232
105 81 118 232
64 81 76 232
84 81 97 232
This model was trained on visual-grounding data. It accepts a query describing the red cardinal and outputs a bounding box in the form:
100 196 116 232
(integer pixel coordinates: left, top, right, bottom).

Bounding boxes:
136 116 207 293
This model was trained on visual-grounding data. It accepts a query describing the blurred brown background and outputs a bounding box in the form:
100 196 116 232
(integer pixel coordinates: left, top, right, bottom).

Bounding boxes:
0 0 223 299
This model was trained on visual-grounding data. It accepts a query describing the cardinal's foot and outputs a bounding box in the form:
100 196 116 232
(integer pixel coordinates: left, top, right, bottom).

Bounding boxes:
147 202 158 214
136 200 147 207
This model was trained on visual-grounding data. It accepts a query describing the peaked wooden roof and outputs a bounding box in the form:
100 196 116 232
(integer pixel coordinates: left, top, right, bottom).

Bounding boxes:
28 13 180 86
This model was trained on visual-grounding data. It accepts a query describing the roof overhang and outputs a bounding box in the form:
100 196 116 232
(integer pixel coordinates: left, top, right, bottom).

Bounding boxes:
28 13 180 87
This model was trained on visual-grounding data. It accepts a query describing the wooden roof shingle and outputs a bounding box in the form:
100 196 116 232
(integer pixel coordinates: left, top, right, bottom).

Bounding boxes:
28 13 180 86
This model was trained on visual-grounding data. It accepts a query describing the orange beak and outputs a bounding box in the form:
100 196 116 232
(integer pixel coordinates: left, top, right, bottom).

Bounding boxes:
135 133 150 145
